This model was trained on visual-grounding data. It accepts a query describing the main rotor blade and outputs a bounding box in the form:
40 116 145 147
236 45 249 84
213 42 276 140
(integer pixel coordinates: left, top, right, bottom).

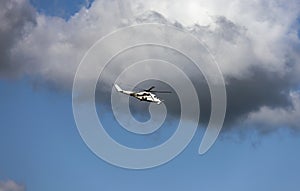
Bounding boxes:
144 86 155 92
150 91 172 93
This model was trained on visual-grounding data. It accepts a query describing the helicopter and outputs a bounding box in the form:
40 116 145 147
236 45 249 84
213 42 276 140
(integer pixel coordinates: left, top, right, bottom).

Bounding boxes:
114 84 171 104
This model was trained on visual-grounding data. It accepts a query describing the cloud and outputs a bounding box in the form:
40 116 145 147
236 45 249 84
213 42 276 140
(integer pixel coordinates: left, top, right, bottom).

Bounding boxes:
247 91 300 133
0 0 36 78
5 0 126 88
0 180 24 191
1 0 300 133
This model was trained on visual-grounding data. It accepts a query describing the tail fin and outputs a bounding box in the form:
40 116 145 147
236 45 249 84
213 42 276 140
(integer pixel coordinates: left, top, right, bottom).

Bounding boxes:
114 84 122 92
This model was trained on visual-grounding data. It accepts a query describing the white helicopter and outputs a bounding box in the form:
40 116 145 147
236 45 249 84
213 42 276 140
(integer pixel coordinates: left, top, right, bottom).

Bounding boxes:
114 84 171 104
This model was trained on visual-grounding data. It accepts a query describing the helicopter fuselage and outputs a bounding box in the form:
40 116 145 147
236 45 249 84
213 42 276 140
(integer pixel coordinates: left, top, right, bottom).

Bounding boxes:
131 91 162 104
114 84 162 104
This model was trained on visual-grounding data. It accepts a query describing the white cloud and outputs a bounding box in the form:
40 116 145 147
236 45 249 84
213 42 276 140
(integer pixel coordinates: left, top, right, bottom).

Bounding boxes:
9 0 299 86
131 0 300 78
11 0 125 89
0 180 24 191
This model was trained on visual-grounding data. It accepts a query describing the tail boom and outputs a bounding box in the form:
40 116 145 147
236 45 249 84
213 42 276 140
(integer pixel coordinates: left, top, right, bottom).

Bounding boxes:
114 84 134 95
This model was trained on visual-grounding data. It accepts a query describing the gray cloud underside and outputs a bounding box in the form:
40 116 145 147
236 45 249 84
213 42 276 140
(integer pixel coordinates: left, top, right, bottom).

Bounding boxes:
1 0 300 133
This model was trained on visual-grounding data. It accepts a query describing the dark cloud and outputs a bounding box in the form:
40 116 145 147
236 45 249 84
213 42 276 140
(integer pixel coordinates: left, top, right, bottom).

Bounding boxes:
225 66 295 126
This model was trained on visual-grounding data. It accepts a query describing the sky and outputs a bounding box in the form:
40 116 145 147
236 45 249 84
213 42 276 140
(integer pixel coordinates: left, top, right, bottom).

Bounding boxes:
1 0 300 190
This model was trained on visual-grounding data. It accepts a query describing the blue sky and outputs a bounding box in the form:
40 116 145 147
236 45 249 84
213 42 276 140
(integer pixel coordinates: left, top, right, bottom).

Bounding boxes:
1 0 300 190
1 79 300 191
30 0 92 19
